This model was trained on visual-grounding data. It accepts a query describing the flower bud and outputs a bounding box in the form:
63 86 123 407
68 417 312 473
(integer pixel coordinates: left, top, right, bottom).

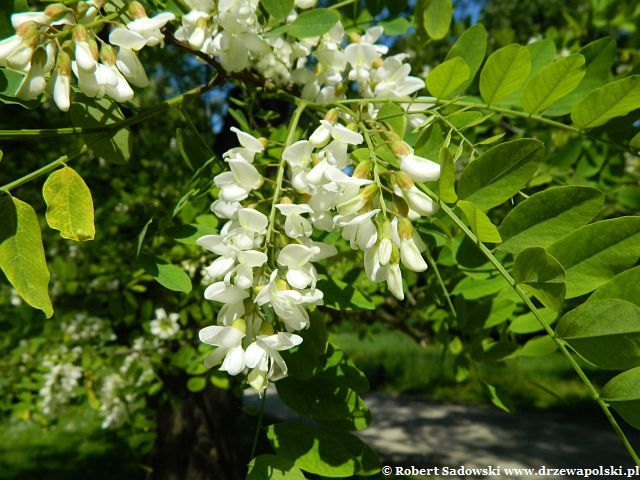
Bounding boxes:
390 244 401 265
390 140 411 158
324 108 339 124
56 50 71 75
394 171 415 190
73 25 88 42
45 3 69 21
397 217 414 240
128 1 147 19
100 44 116 65
353 160 373 179
362 183 378 201
258 321 274 336
276 278 289 291
279 196 293 204
231 318 247 334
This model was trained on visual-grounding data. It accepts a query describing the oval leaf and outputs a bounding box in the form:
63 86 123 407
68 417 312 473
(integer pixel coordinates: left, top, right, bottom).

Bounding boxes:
556 299 640 370
42 167 95 241
589 266 640 307
458 138 543 211
267 422 379 477
287 9 339 38
248 454 306 480
426 57 470 98
548 217 640 298
261 0 293 19
0 196 53 317
139 253 192 293
600 367 640 430
457 200 501 243
423 0 452 40
499 186 604 255
444 24 487 92
571 75 640 129
513 247 565 310
522 54 586 113
480 44 531 105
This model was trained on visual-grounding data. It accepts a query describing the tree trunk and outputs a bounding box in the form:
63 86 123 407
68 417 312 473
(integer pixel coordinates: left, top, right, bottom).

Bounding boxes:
149 379 243 480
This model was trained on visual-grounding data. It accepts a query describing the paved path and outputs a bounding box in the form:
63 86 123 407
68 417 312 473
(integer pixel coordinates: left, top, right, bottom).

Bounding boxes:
245 389 639 478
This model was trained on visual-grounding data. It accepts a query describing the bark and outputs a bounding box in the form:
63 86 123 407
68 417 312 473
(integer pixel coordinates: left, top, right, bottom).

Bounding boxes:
148 379 243 480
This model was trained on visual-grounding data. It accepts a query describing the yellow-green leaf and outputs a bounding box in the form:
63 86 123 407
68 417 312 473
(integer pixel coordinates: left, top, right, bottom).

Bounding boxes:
571 75 640 129
423 0 452 40
426 57 470 98
480 44 531 105
438 145 457 203
457 200 502 243
521 54 586 113
0 196 53 317
43 167 95 241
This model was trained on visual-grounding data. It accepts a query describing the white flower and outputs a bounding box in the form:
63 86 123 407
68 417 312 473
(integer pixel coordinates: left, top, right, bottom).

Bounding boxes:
115 48 150 87
393 218 428 272
230 126 265 153
215 159 263 202
334 209 380 251
277 244 318 289
386 262 404 300
276 203 314 238
345 43 379 84
255 271 323 331
374 56 425 98
245 332 303 391
393 184 438 218
199 325 246 374
16 49 46 100
400 150 441 183
204 281 250 303
283 140 314 171
150 308 180 339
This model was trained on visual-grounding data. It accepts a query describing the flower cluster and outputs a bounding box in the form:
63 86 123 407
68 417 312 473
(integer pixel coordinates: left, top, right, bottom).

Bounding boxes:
0 1 173 110
197 111 442 391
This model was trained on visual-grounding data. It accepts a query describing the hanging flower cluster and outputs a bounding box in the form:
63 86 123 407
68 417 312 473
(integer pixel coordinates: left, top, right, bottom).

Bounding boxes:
0 1 173 110
0 0 429 121
197 111 442 392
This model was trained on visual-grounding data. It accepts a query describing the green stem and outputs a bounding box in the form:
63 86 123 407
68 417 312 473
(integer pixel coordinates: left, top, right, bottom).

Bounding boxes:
418 184 640 466
263 101 307 264
0 145 88 193
249 390 267 462
359 121 387 216
0 82 215 140
329 0 359 10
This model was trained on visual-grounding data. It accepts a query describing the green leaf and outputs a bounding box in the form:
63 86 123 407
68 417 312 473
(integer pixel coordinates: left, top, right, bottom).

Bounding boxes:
480 44 531 105
261 0 293 19
0 196 53 318
317 274 375 311
379 17 410 35
276 375 371 430
509 308 558 334
513 247 565 310
452 276 505 300
518 336 558 357
423 0 452 40
600 367 640 429
589 266 640 307
166 223 218 245
526 39 556 77
630 130 640 150
571 75 640 129
482 382 513 413
186 377 206 392
556 299 640 370
438 144 456 203
42 167 95 242
247 455 306 480
136 217 154 256
521 54 586 113
0 68 41 108
70 95 132 164
458 139 543 211
548 217 640 298
444 24 487 92
426 57 470 98
498 186 604 255
286 9 339 38
267 422 379 477
139 253 192 293
457 200 501 243
280 315 328 380
377 102 406 138
546 37 616 116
